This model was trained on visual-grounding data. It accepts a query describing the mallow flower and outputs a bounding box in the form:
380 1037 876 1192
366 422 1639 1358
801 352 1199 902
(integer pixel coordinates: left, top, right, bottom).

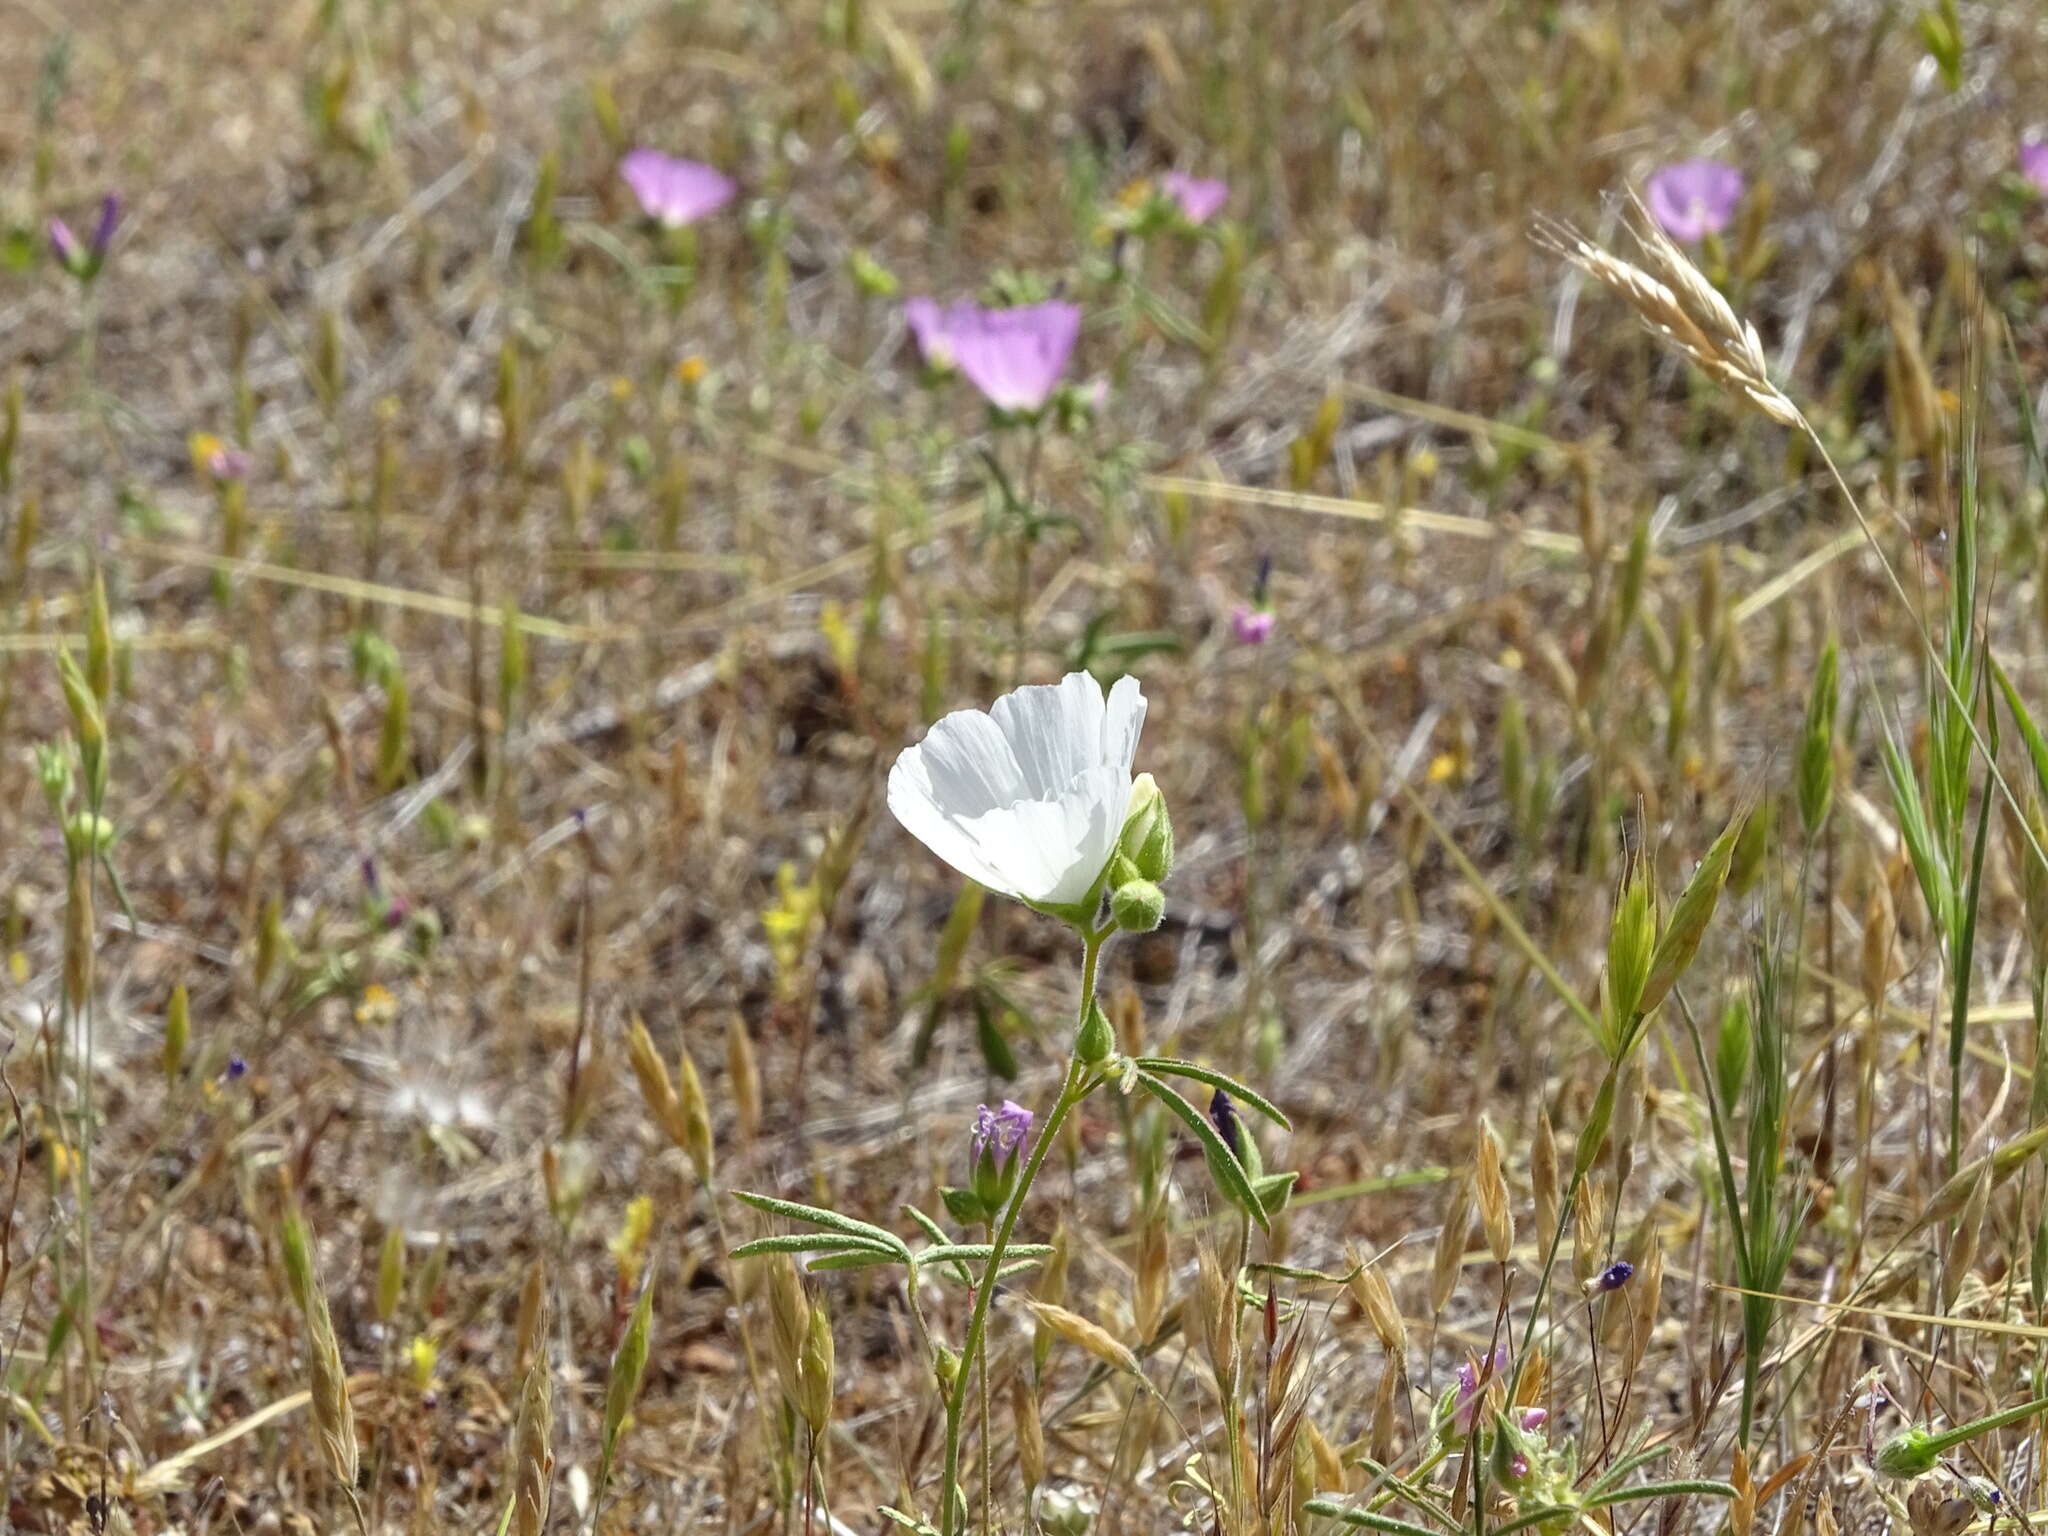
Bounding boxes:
1161 172 1229 225
49 194 121 283
888 671 1146 914
620 149 737 227
903 297 1082 414
2022 139 2048 196
1645 159 1745 242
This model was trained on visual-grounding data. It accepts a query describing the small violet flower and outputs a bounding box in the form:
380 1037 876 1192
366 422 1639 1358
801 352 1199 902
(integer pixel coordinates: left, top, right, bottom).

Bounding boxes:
48 218 81 270
1231 555 1276 644
50 194 121 282
1453 1343 1510 1435
1209 1087 1245 1162
1645 159 1745 242
1231 606 1275 645
1161 172 1229 226
620 149 737 228
2022 139 2048 197
971 1099 1035 1163
1598 1259 1635 1292
207 445 253 483
904 297 1082 415
889 671 1146 911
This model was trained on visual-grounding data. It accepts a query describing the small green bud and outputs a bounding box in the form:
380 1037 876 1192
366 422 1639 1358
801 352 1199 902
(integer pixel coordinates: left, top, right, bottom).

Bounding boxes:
1119 773 1174 882
65 811 114 859
1075 998 1115 1064
1110 877 1165 933
1875 1427 1940 1480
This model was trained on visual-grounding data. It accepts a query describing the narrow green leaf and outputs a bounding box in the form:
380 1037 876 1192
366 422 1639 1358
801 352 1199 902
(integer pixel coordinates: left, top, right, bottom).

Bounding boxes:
732 1191 910 1259
1302 1498 1447 1536
729 1233 901 1260
1134 1057 1291 1129
1133 1070 1269 1233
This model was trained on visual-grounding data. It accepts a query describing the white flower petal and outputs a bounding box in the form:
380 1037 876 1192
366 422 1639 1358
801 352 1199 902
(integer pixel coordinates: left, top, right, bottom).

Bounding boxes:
988 672 1102 798
887 672 1151 908
888 744 1025 896
958 764 1131 905
913 707 1028 817
1100 673 1147 775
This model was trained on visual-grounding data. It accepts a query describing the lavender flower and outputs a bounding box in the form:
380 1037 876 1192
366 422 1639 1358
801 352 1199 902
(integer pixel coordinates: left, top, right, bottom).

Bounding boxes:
49 194 122 282
1161 172 1228 226
47 218 82 272
2022 139 2048 196
1231 555 1275 643
91 195 121 261
970 1100 1035 1163
1208 1087 1244 1161
904 298 1082 414
1598 1259 1635 1292
207 445 253 483
1645 159 1745 242
1453 1342 1510 1434
1230 606 1275 645
619 149 737 228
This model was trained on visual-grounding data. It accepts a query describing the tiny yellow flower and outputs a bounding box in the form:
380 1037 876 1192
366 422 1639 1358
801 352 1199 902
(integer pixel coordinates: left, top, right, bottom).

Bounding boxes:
1119 179 1154 208
1499 646 1524 671
189 432 225 479
676 355 708 387
407 1334 438 1390
609 375 635 402
1427 752 1459 784
355 983 399 1027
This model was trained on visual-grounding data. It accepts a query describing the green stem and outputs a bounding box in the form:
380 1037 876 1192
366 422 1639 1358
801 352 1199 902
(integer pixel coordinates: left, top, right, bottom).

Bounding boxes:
938 922 1107 1536
1924 1391 2048 1456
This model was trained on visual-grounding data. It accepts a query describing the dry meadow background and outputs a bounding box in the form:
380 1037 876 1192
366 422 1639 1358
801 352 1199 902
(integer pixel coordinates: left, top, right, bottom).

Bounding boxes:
6 0 2048 1532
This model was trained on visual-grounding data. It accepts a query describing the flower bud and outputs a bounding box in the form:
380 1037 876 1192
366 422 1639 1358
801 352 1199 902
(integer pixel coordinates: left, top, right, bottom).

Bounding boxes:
1110 877 1165 933
1119 773 1174 882
1075 998 1115 1064
1875 1428 1940 1480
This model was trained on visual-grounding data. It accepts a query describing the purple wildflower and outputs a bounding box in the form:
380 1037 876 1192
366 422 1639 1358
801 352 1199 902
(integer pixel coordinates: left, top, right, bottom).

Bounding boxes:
90 195 121 261
970 1100 1034 1163
620 149 737 228
48 218 82 272
1162 172 1229 225
225 1057 248 1082
1209 1087 1245 1161
1230 605 1275 645
2022 139 2048 196
207 445 253 482
1519 1407 1547 1431
1598 1259 1635 1292
1453 1342 1510 1435
903 297 1082 414
1645 159 1745 242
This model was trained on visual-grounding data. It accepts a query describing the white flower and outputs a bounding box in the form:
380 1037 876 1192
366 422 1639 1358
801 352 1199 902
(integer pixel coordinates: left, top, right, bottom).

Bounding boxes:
888 672 1148 909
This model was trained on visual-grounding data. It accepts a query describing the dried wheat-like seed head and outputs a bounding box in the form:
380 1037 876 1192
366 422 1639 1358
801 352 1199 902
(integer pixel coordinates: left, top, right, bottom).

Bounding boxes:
508 1347 554 1536
1345 1252 1407 1365
1536 198 1800 429
1474 1117 1515 1265
1429 1175 1473 1315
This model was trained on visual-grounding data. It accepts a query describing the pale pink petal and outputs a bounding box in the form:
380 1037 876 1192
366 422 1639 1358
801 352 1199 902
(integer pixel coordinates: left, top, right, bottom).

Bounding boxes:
1645 159 1745 241
620 149 736 227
